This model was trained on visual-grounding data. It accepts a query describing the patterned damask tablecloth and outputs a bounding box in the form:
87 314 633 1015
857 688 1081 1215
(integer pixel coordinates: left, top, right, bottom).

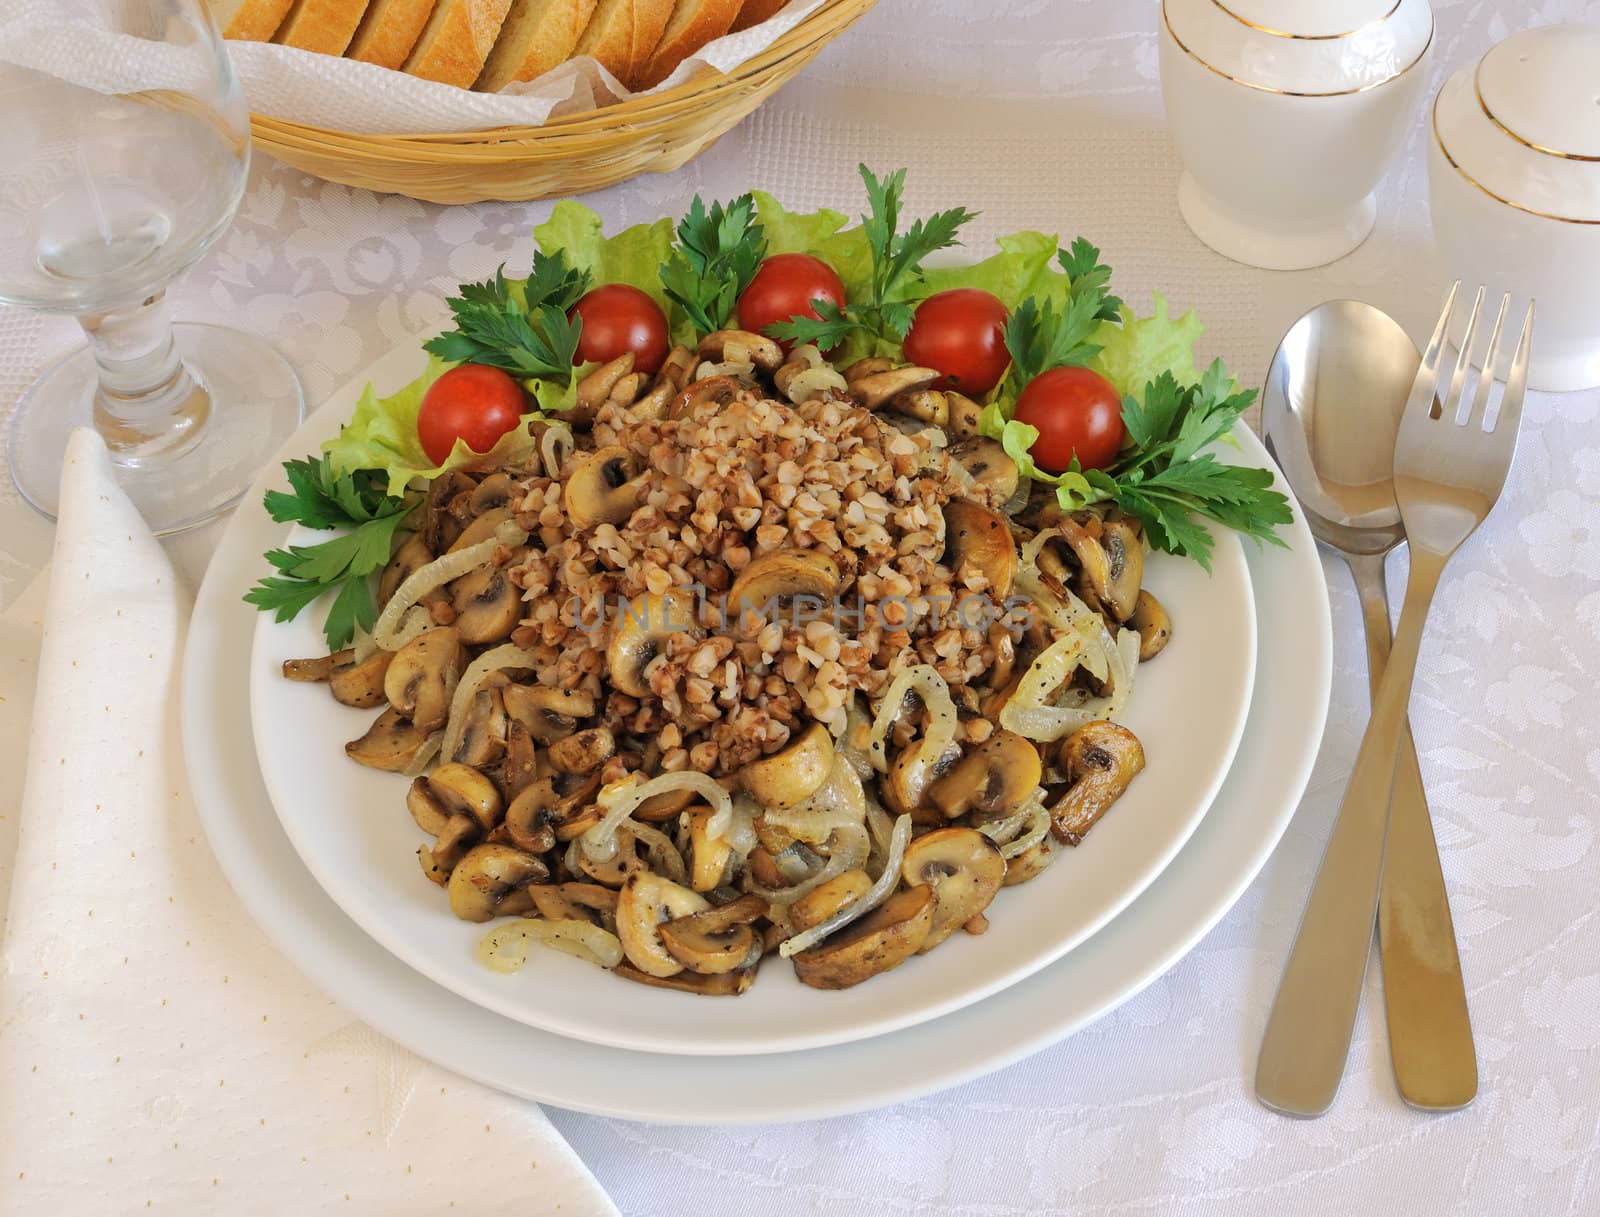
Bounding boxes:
4 0 1600 1213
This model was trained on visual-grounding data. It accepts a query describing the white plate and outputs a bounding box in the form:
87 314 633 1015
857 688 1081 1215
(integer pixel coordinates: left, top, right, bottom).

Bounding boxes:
247 345 1257 1057
183 360 1328 1122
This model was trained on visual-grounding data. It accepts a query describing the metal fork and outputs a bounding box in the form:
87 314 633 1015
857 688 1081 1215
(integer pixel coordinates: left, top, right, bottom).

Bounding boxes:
1256 283 1534 1118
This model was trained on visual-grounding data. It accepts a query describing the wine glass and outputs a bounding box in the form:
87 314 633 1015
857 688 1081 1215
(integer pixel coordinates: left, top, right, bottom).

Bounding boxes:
0 0 302 534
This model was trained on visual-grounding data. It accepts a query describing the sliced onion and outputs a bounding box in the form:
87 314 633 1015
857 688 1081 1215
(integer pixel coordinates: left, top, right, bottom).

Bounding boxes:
760 755 867 844
750 823 869 907
866 664 957 775
772 842 824 886
974 797 1040 848
697 359 755 382
400 731 443 778
371 520 528 651
477 919 624 973
722 794 762 861
628 821 688 885
583 771 732 862
785 365 850 403
790 343 826 370
863 792 895 873
839 696 876 781
1000 801 1053 861
439 643 542 763
541 422 574 481
779 814 910 958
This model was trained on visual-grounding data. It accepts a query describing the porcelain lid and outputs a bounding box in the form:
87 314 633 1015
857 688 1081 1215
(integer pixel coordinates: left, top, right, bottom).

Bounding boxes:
1163 0 1434 95
1476 24 1600 160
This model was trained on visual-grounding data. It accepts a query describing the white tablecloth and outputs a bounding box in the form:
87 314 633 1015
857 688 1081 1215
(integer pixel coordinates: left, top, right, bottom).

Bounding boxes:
5 1 1600 1212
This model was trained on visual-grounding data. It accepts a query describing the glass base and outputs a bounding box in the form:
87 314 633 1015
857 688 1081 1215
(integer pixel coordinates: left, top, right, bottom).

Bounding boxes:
8 323 303 536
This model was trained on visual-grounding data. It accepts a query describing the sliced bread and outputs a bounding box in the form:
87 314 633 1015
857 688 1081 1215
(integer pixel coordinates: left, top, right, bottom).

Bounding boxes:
211 0 296 41
729 0 785 33
403 0 515 87
631 0 734 89
624 0 673 87
273 0 375 54
570 0 633 80
348 0 440 68
476 0 597 92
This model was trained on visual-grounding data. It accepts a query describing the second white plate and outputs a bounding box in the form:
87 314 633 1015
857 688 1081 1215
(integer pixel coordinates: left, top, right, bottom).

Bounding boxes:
247 344 1257 1058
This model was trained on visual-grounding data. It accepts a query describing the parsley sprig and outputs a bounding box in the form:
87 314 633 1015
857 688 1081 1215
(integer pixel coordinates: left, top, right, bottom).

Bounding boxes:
245 456 415 650
769 165 976 350
423 250 589 379
659 194 767 336
1001 238 1121 392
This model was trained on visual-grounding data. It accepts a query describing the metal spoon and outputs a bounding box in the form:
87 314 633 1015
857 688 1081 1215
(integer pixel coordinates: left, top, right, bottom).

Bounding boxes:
1260 300 1476 1113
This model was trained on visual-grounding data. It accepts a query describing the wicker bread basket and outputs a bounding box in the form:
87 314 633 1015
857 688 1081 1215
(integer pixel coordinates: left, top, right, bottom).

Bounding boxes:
248 0 876 205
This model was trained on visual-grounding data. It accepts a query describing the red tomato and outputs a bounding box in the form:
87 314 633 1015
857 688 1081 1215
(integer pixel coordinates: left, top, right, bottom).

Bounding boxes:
570 284 669 375
737 254 846 346
1013 366 1126 473
902 289 1011 396
417 365 526 467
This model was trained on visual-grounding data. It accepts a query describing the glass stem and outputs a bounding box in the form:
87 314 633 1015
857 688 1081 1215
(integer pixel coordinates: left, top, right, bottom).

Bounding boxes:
82 290 210 465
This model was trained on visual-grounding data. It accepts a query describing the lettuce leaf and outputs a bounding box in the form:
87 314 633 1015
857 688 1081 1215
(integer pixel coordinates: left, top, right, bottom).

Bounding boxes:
323 355 559 497
1087 292 1205 395
920 231 1073 311
533 201 675 314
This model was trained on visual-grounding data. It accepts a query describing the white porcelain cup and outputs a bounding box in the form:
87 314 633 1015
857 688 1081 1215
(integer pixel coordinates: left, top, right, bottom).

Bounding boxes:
1160 0 1434 270
1428 24 1600 393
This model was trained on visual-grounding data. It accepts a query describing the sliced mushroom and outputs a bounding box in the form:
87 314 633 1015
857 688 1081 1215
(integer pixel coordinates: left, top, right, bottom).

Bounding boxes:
383 627 465 734
944 499 1017 598
447 506 514 554
1130 589 1172 660
926 730 1041 820
630 378 675 421
613 963 756 996
447 843 548 923
1002 837 1056 886
1097 519 1144 622
616 871 710 977
949 437 1019 503
791 885 934 989
842 357 892 383
468 472 517 515
788 869 872 932
883 736 962 822
658 906 758 975
727 549 840 617
547 726 616 775
426 812 482 882
900 828 1006 951
502 720 539 798
888 388 948 426
850 366 941 411
741 722 835 809
946 391 983 439
1050 721 1146 844
660 344 697 389
687 806 732 892
634 785 698 823
283 650 354 682
550 772 605 841
406 777 450 836
531 882 619 925
502 685 595 746
329 649 395 708
428 762 504 832
670 374 743 419
452 687 508 767
698 329 783 371
380 534 434 607
504 780 558 854
606 588 703 698
608 371 646 408
345 707 432 772
571 352 636 426
563 444 647 531
450 560 524 645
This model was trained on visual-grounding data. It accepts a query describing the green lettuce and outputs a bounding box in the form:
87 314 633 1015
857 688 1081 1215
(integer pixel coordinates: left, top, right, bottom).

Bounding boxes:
533 201 675 315
322 355 562 497
1087 292 1205 395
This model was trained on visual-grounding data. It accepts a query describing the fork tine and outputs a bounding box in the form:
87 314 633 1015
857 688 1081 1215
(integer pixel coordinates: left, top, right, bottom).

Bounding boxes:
1444 286 1486 422
1464 292 1510 430
1490 300 1536 434
1408 281 1459 422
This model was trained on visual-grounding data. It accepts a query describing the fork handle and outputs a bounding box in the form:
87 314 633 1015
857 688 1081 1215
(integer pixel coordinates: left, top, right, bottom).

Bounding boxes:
1348 554 1477 1111
1256 548 1447 1117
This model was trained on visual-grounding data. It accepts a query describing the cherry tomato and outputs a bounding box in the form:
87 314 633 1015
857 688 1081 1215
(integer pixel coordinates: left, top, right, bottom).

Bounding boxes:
1013 366 1126 473
902 288 1011 397
737 253 846 347
570 284 669 375
417 365 526 467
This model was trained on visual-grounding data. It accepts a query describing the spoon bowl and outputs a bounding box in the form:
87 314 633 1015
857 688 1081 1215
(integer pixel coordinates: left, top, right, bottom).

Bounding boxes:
1262 300 1422 555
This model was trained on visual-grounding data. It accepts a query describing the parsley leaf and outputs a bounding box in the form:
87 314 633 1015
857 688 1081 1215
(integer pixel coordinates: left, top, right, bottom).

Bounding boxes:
1057 238 1124 323
659 193 767 336
246 456 416 650
424 254 588 379
1003 292 1106 386
767 165 976 349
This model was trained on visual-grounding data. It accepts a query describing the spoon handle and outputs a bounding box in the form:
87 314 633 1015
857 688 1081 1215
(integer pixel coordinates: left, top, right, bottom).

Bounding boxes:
1349 553 1476 1111
1256 548 1446 1117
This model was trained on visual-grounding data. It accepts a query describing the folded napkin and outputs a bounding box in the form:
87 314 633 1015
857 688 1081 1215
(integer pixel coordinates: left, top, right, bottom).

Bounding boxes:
0 430 618 1217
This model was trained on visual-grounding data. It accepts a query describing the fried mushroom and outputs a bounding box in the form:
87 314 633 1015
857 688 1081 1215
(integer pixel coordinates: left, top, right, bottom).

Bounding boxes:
447 843 548 922
899 828 1006 950
383 627 465 734
790 885 934 990
926 730 1041 820
944 499 1017 598
740 722 835 809
1049 721 1146 844
606 588 703 698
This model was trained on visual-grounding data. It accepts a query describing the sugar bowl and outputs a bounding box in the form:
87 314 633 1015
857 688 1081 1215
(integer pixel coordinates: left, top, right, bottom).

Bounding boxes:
1160 0 1434 270
1428 24 1600 392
